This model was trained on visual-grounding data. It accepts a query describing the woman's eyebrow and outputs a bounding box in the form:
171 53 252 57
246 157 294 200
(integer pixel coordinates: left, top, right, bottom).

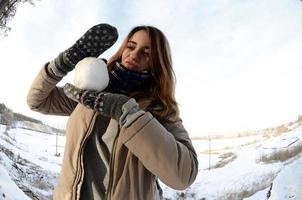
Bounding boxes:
128 40 150 49
127 41 136 45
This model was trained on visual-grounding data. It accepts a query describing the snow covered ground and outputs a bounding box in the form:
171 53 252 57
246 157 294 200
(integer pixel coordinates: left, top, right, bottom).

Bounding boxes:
0 124 64 199
0 120 302 200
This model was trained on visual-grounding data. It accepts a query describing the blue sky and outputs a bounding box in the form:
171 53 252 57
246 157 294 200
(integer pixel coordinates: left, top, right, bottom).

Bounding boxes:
0 0 302 136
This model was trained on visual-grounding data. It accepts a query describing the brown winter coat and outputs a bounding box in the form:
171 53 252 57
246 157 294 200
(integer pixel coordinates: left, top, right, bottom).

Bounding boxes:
27 64 198 200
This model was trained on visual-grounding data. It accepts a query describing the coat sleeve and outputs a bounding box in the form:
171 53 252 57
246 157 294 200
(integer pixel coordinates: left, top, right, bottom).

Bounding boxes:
119 112 198 190
27 63 77 116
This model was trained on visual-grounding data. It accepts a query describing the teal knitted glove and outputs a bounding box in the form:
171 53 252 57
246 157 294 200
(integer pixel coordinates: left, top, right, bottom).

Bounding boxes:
48 23 118 78
63 83 130 121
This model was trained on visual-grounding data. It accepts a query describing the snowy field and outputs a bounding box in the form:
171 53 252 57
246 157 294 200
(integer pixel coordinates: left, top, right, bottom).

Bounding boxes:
0 121 302 200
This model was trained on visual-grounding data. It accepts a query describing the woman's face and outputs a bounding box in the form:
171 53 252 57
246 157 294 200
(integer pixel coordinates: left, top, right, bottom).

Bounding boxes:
121 30 151 72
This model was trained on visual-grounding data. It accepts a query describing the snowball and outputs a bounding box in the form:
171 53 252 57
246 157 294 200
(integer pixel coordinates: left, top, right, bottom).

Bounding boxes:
74 57 109 91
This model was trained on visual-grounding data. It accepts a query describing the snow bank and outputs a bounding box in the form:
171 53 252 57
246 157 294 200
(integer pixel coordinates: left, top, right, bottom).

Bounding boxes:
269 156 302 200
0 165 30 200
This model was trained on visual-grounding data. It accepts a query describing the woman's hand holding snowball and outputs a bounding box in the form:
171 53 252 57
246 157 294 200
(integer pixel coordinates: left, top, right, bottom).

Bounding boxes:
47 23 118 79
63 83 132 122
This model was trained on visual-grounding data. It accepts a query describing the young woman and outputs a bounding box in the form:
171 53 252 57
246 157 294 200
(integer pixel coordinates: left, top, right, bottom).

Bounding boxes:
27 23 198 200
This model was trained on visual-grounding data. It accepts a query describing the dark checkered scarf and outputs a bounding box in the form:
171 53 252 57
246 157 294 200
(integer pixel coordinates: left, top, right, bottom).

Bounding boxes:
106 62 153 94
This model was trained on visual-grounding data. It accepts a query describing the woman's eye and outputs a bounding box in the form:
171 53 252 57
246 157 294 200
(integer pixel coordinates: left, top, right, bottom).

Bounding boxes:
144 51 151 58
143 49 150 56
144 52 150 57
127 44 135 50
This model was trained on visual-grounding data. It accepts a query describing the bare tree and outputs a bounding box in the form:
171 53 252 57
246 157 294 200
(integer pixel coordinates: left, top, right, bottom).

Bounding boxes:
0 0 37 37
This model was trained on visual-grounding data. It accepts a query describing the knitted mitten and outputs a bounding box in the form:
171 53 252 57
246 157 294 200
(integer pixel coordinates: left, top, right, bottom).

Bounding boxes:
49 23 118 78
63 83 130 121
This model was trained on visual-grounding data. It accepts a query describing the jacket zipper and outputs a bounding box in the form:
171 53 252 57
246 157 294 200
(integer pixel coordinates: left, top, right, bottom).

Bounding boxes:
105 127 119 200
73 113 98 200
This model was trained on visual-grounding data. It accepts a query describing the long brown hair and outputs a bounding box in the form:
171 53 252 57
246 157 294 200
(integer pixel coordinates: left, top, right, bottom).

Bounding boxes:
108 26 179 120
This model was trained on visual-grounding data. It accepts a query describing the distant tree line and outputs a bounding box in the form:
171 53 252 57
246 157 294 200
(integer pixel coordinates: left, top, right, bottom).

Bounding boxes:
0 103 42 125
0 0 39 36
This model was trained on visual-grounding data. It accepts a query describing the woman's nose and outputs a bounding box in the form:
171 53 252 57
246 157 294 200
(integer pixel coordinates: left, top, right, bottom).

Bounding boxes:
130 49 140 61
